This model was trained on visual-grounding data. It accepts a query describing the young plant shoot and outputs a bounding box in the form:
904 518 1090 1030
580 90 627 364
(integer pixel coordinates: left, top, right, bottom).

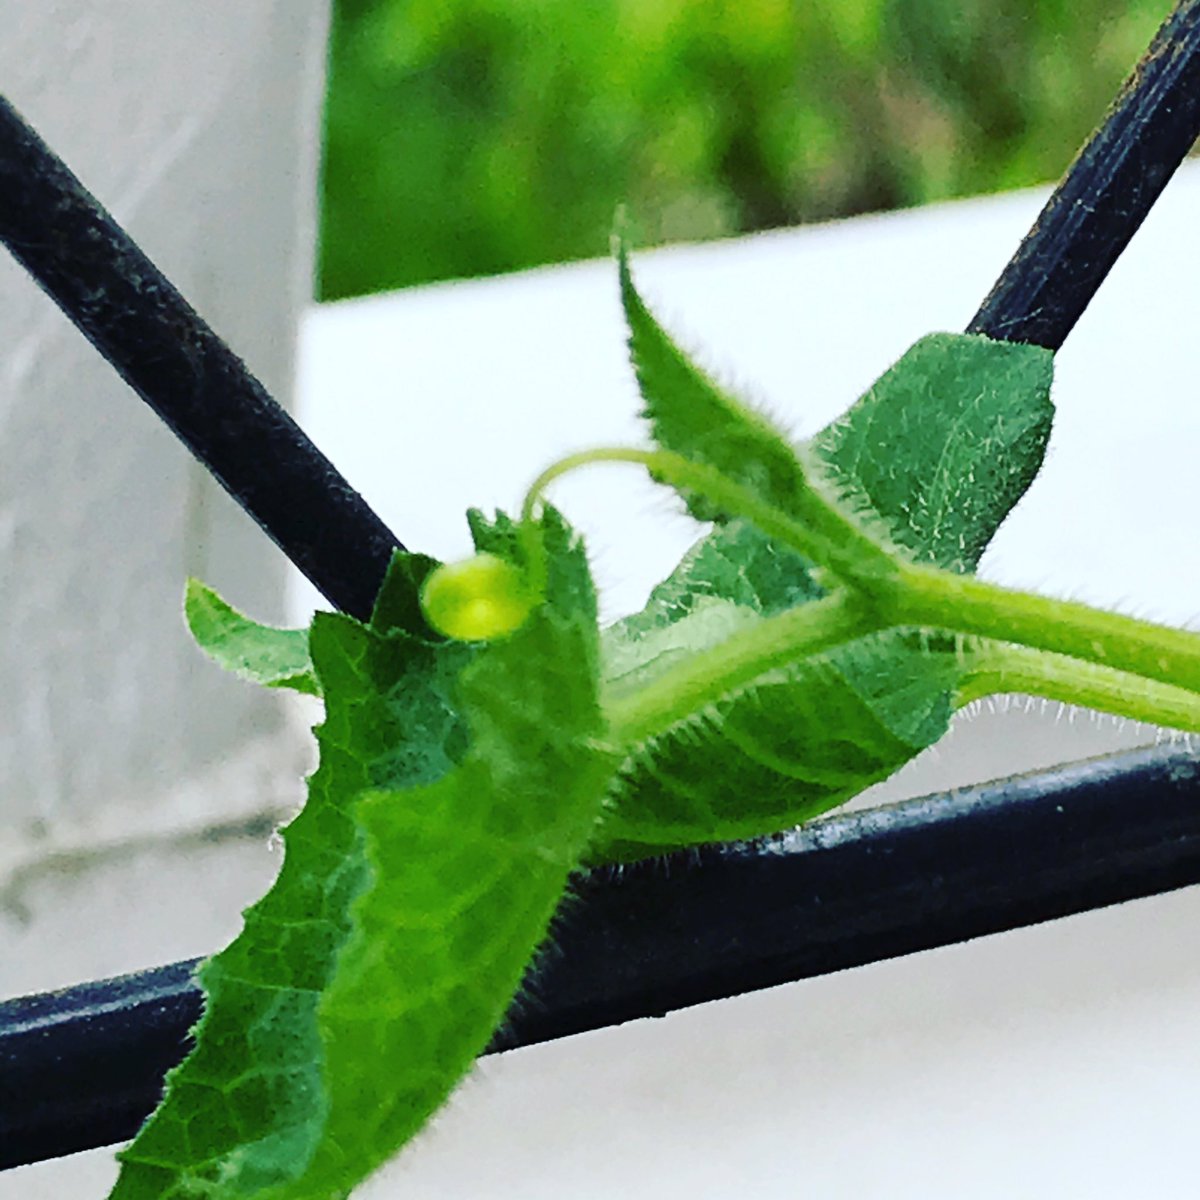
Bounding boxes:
108 246 1200 1199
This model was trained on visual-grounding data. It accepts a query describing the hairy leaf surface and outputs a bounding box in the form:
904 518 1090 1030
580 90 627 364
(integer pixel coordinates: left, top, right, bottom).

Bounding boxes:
112 510 611 1199
185 579 319 697
270 509 613 1198
812 332 1055 573
619 242 805 522
594 282 1053 862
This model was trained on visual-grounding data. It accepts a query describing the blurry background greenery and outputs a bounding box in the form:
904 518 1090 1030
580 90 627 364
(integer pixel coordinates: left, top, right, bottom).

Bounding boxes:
318 0 1169 301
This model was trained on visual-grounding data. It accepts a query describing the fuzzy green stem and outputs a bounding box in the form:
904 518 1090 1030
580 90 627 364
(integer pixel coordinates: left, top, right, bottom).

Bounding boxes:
604 589 877 746
522 447 898 587
523 447 1200 748
957 643 1200 734
892 563 1200 699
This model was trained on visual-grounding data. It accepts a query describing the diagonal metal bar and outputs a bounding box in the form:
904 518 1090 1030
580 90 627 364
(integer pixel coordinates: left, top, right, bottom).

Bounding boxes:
969 0 1200 349
3 744 1199 1169
0 95 403 621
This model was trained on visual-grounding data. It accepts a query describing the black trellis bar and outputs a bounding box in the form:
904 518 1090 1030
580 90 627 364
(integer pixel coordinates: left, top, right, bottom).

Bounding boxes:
0 96 403 622
3 744 1199 1169
969 0 1200 349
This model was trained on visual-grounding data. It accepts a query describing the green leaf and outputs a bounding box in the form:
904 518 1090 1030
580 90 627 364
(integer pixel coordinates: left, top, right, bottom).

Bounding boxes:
110 511 613 1199
278 510 613 1198
184 579 319 697
618 241 807 522
602 594 762 698
368 550 444 638
596 630 965 863
813 332 1055 573
113 583 471 1198
593 329 1053 862
614 519 824 636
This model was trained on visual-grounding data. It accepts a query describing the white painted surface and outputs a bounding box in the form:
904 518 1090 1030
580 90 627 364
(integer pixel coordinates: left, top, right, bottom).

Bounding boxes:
0 2 328 996
10 162 1200 1196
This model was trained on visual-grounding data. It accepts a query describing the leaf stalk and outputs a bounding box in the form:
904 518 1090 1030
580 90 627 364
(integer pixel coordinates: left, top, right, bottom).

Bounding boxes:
522 445 898 585
603 589 877 746
524 444 1200 746
891 564 1200 699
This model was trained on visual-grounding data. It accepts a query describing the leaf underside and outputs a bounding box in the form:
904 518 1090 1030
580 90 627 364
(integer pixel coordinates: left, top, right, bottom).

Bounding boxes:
111 510 612 1199
595 264 1054 861
184 579 320 697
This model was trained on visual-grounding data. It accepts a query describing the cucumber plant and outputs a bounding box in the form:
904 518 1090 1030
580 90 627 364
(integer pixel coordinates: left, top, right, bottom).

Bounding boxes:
106 244 1200 1200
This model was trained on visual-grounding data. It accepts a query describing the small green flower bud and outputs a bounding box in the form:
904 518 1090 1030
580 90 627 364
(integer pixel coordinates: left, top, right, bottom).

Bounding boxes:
420 553 535 641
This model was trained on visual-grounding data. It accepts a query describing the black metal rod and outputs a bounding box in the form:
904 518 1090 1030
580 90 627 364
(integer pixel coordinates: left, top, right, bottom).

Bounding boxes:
0 961 200 1171
0 95 403 621
969 0 1200 349
3 744 1199 1169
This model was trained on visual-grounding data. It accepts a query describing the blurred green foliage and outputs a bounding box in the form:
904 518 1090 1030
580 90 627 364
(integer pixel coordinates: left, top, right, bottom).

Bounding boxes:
319 0 1168 300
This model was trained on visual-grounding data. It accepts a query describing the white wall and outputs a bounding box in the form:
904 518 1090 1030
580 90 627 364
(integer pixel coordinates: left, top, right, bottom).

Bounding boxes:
0 2 329 1002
